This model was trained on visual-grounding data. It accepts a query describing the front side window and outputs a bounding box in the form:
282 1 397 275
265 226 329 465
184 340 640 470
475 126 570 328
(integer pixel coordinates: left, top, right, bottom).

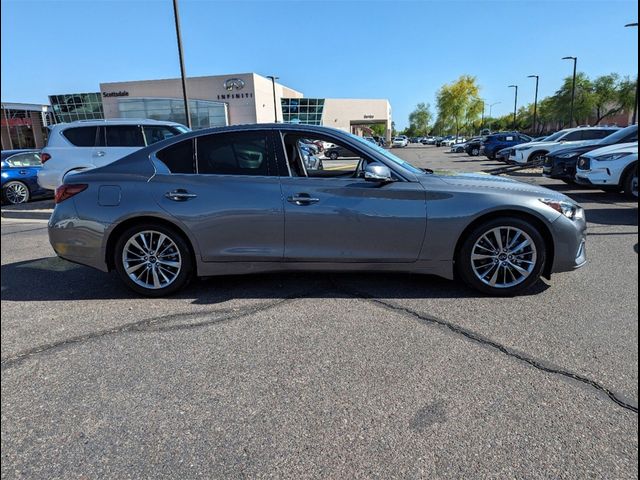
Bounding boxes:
196 132 269 176
156 139 195 174
105 125 145 147
62 126 97 147
562 131 583 141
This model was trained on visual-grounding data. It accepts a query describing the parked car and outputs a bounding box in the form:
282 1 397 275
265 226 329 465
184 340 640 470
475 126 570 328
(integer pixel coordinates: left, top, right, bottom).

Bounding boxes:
575 142 638 199
421 137 436 145
465 138 483 156
363 136 378 145
324 144 360 158
436 136 453 147
482 132 532 160
543 125 638 183
441 136 465 147
391 137 408 148
495 147 513 163
49 124 587 297
451 137 481 153
1 149 52 204
508 126 619 165
37 119 190 190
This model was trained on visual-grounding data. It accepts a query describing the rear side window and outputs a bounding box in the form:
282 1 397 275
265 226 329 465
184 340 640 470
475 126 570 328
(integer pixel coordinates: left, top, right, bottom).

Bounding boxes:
62 127 97 147
105 125 145 147
156 139 195 174
196 132 270 176
6 152 41 167
144 126 183 145
587 129 615 140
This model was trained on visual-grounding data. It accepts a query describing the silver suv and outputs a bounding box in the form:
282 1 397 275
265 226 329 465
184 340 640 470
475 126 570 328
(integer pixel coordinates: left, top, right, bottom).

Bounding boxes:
38 119 189 190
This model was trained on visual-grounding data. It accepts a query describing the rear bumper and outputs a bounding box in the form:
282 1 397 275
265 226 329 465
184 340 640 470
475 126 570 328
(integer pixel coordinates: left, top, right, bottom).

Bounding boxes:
37 168 62 191
48 199 110 272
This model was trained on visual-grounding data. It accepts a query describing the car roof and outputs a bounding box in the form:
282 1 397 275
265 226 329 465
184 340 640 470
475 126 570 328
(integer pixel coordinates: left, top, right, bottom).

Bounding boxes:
49 118 186 129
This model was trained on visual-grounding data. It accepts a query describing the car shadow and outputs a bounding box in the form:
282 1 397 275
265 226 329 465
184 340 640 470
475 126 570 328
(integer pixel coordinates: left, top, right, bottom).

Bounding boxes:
0 256 550 304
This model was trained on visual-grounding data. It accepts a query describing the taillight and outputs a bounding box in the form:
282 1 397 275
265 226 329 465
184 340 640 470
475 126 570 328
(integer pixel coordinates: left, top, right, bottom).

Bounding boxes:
40 153 51 164
55 184 87 204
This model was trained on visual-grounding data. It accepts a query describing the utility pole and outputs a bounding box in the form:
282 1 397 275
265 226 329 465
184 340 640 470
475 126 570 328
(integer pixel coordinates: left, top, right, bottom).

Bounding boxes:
267 76 279 122
528 75 539 134
172 0 191 128
562 56 577 127
508 85 518 130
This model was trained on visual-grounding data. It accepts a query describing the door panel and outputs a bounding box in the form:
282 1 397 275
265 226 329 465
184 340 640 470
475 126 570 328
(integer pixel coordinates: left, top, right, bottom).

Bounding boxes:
150 174 284 262
281 178 427 262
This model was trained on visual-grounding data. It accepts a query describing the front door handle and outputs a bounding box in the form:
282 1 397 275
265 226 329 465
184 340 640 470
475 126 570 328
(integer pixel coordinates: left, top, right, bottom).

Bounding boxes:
18 170 28 175
165 189 198 201
95 151 106 157
287 193 319 205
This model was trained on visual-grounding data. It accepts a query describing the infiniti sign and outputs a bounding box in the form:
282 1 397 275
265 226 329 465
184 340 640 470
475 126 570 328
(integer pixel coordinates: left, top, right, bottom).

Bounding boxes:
223 78 245 91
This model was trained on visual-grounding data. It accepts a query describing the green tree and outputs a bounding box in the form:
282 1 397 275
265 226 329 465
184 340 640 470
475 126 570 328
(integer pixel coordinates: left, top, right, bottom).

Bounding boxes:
592 74 636 124
436 75 482 138
408 102 433 136
552 72 594 126
369 123 387 137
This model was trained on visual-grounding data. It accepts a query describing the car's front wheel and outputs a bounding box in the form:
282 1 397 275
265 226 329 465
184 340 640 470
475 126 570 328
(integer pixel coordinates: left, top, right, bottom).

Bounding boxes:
623 164 638 200
470 147 480 156
457 217 546 296
2 181 30 205
329 152 338 160
114 224 194 297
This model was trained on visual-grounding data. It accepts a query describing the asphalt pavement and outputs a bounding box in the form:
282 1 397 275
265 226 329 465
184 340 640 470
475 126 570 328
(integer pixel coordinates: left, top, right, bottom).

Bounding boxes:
1 144 638 479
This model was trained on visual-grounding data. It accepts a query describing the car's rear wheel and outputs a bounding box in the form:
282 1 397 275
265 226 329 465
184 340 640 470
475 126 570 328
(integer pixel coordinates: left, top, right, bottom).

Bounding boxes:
623 165 638 200
329 152 338 160
457 217 546 296
470 147 480 156
2 181 30 205
114 224 193 297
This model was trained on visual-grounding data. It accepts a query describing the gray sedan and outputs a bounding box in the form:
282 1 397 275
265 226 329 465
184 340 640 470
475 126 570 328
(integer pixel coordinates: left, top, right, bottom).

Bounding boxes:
48 124 587 297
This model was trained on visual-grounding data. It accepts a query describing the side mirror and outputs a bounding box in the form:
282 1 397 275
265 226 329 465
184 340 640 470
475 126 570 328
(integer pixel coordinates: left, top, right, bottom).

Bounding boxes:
364 162 393 183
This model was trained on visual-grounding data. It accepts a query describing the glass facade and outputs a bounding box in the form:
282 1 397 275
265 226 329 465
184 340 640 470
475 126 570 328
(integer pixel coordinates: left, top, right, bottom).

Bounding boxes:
1 104 54 149
117 98 228 130
49 93 104 123
281 98 325 125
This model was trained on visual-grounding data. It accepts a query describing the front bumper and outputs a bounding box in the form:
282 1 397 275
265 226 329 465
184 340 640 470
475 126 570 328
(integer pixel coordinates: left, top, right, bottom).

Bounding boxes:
508 150 527 164
542 157 577 180
550 212 587 273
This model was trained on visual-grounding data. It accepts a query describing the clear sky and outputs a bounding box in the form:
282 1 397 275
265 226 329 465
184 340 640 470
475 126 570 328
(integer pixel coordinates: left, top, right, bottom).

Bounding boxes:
1 0 638 128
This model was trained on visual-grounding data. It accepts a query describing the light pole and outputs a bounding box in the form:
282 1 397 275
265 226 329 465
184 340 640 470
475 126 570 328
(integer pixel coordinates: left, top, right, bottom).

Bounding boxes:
488 102 500 131
508 85 518 130
625 23 638 124
528 75 539 135
562 56 577 127
172 0 191 129
266 76 279 123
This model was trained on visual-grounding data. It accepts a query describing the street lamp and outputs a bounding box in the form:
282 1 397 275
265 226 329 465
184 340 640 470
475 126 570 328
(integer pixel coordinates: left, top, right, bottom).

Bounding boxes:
489 102 501 118
562 56 578 127
172 0 191 129
266 76 279 123
625 23 638 124
527 75 540 135
508 85 518 130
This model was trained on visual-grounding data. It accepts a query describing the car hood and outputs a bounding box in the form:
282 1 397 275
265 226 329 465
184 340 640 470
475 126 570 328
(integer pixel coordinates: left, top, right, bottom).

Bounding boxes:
582 141 638 158
550 143 603 158
429 171 570 200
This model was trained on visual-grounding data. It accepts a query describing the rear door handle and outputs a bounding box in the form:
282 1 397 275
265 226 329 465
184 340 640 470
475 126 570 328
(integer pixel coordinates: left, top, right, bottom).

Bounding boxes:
165 189 198 201
287 193 319 205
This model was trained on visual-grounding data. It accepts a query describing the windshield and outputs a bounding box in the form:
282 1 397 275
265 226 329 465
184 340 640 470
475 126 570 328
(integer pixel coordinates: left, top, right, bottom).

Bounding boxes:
544 130 570 142
350 133 424 175
598 125 638 145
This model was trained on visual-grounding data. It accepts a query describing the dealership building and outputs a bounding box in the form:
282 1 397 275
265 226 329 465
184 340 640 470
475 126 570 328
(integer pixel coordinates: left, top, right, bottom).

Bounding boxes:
97 73 392 139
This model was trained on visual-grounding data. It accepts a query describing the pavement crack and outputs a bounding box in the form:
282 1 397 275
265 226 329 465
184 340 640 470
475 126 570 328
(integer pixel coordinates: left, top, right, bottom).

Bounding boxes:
335 283 638 415
1 294 304 370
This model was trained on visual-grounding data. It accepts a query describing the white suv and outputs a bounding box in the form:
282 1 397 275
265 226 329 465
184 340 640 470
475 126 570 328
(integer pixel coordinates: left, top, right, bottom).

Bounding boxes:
38 119 189 190
508 126 619 164
575 142 638 199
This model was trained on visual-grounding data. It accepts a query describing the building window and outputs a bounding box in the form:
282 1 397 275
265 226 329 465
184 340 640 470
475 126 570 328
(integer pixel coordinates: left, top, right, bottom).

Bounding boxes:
49 93 104 123
281 98 324 125
116 98 227 130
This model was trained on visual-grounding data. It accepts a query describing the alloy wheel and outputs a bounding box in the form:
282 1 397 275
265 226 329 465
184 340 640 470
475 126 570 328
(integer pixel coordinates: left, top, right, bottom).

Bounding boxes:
4 182 29 204
471 226 537 288
122 230 182 290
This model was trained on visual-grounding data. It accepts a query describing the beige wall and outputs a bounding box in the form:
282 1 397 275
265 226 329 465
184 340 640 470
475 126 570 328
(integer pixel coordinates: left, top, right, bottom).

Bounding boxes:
322 98 392 140
100 73 302 126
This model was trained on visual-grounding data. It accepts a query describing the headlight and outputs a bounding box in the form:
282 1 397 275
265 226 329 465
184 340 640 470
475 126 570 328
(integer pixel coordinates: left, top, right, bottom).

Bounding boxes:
593 152 634 161
557 151 579 159
539 198 584 220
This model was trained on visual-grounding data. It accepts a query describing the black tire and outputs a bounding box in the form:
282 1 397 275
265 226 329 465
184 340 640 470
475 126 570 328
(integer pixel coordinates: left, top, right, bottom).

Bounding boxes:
560 178 576 185
622 164 638 200
114 223 194 297
2 181 30 205
528 151 547 164
329 152 338 160
457 217 547 296
470 147 480 157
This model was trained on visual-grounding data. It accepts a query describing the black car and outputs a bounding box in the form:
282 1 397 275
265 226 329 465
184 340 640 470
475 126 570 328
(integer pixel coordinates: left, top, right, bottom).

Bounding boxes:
324 144 360 160
543 125 638 183
465 138 483 156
